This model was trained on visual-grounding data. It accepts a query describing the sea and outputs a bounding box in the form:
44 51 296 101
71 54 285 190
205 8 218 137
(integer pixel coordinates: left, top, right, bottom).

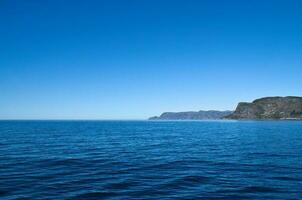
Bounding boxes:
1 120 302 199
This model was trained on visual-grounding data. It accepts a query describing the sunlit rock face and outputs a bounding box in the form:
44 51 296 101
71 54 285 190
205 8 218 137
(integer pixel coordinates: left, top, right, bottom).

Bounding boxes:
225 96 302 120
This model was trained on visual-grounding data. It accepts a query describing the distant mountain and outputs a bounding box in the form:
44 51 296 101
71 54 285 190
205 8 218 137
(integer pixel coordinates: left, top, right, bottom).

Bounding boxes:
149 110 233 120
225 96 302 119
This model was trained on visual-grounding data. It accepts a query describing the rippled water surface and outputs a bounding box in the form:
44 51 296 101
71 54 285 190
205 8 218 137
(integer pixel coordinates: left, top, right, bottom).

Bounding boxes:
1 120 302 199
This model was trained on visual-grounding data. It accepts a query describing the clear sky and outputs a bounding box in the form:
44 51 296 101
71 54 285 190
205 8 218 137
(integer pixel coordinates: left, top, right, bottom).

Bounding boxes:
1 0 302 119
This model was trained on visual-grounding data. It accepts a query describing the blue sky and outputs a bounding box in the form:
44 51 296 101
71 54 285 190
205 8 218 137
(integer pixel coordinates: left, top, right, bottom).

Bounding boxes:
1 0 302 119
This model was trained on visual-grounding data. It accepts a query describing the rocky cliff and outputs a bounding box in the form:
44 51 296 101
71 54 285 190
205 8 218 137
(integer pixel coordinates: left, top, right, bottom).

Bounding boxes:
225 96 302 119
149 110 233 120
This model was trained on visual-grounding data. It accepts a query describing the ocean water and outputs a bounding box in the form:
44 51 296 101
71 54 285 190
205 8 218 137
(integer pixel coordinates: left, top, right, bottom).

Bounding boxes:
1 120 302 199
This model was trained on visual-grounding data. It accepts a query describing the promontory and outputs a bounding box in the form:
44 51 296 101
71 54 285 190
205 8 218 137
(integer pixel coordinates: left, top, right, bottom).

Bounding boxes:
225 96 302 120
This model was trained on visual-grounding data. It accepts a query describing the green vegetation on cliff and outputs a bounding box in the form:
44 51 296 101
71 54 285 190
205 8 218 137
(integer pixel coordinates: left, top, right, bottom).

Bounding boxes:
225 96 302 119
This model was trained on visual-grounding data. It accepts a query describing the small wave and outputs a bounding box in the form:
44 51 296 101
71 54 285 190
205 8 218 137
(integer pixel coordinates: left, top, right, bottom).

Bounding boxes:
69 191 116 200
272 176 302 181
181 175 213 184
154 175 213 191
0 190 9 196
238 186 283 193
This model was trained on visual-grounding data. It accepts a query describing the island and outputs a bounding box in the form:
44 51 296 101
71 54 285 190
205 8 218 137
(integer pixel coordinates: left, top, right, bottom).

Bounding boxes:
149 110 233 120
225 96 302 120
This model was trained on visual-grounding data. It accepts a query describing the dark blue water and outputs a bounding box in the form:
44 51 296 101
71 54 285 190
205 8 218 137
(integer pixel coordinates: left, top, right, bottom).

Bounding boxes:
1 120 302 199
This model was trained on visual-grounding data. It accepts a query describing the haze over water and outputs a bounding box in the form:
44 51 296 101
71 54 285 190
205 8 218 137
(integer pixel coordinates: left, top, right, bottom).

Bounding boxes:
1 120 302 199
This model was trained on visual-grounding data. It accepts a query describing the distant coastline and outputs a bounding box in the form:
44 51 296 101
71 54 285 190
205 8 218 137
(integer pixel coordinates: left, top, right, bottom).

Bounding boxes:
149 110 233 120
150 96 302 120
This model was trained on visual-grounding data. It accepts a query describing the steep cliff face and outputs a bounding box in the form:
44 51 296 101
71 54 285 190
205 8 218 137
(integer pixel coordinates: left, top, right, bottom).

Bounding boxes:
149 110 233 120
226 96 302 119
